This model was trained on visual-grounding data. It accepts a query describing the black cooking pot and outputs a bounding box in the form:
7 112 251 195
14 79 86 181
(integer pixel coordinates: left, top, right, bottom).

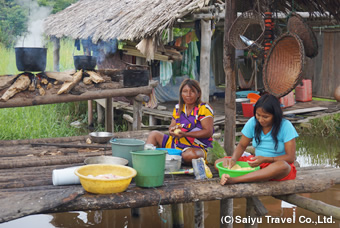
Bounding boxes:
123 69 149 87
15 47 47 72
73 55 97 70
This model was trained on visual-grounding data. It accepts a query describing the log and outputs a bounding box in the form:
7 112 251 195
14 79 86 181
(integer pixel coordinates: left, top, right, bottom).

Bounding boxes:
275 194 340 220
31 143 111 149
47 176 334 214
0 74 19 90
220 198 233 228
45 71 74 82
87 71 105 83
246 197 259 228
171 204 184 228
194 201 204 228
57 70 83 94
0 187 83 223
0 75 30 101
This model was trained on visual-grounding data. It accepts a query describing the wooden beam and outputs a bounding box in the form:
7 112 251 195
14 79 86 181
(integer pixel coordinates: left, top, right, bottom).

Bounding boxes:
200 19 211 103
275 194 340 220
223 0 237 156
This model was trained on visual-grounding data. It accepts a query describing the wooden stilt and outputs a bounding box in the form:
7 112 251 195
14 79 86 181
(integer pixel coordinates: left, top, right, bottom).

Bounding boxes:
171 203 184 228
220 198 233 228
245 197 259 228
131 208 140 217
194 201 205 228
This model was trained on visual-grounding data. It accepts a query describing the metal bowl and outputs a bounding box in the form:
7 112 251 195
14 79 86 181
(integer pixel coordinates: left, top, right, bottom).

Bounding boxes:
89 132 114 143
84 156 129 166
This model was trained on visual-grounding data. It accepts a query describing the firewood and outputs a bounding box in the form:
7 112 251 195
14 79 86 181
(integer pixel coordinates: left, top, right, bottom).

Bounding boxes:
0 74 19 90
83 77 93 85
87 71 105 83
28 80 35 92
45 71 74 82
57 70 83 95
0 75 31 101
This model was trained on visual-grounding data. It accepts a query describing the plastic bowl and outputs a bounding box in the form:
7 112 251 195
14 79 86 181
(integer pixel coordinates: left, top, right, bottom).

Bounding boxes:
84 156 129 166
75 164 137 194
89 132 114 144
165 154 182 172
216 161 260 178
156 148 182 156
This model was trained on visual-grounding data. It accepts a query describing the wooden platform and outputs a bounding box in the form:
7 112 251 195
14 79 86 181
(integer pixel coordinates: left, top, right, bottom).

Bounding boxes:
95 98 340 130
1 131 340 223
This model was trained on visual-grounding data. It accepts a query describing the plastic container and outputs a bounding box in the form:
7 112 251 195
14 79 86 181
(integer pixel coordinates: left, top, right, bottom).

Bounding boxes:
295 79 312 102
110 138 145 167
236 98 250 115
156 148 182 156
165 154 182 172
74 164 137 194
216 161 260 178
52 166 82 186
236 90 260 98
247 93 261 103
279 91 295 108
242 102 255 117
130 150 166 187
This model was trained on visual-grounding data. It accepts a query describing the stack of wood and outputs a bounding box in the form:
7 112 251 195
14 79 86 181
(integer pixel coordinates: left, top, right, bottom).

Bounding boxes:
0 70 105 102
121 41 184 62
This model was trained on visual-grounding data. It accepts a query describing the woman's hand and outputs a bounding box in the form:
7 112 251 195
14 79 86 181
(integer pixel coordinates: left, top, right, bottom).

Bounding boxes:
214 157 236 169
247 156 265 167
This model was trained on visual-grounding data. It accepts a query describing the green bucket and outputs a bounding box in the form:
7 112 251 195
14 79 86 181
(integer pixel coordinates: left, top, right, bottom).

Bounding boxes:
130 150 166 188
110 138 145 167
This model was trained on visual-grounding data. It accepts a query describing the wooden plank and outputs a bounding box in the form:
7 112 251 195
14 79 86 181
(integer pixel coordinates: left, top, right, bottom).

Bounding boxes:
283 107 328 115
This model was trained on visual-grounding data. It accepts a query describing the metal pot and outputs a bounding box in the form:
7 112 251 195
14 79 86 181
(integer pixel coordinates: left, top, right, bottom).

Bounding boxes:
15 47 47 72
73 55 97 70
123 69 149 87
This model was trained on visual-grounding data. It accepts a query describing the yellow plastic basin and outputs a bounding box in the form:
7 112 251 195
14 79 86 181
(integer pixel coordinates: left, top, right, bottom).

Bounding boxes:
75 164 137 194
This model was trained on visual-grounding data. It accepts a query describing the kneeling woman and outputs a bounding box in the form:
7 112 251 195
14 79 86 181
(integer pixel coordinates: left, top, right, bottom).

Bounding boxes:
215 94 298 185
146 79 214 165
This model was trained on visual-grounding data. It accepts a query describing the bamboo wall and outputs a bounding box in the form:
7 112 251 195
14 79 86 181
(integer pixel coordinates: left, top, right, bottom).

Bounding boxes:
302 30 340 99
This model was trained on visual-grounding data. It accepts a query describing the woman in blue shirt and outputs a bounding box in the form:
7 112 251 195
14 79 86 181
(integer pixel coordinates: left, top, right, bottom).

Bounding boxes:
215 94 299 185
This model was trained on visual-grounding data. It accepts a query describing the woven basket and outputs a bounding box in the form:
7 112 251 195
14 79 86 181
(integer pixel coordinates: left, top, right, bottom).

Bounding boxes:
287 13 318 58
228 10 265 50
263 33 305 98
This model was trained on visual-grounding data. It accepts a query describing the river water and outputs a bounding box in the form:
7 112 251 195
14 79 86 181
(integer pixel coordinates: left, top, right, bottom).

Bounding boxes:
1 136 339 228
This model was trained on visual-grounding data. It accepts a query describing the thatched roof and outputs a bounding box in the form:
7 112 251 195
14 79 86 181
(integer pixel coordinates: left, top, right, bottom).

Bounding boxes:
44 0 208 43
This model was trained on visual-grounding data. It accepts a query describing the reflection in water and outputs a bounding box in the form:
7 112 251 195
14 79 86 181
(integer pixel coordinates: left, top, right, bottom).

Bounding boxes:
1 137 339 227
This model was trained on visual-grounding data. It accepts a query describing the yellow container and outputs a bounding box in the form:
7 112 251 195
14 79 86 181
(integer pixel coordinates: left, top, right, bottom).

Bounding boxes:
75 164 137 194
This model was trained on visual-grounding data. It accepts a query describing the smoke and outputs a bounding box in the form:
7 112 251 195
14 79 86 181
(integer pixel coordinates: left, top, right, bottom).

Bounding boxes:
15 0 52 47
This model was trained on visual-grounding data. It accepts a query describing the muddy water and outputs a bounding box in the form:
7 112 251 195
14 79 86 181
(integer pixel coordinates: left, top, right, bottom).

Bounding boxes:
1 136 339 228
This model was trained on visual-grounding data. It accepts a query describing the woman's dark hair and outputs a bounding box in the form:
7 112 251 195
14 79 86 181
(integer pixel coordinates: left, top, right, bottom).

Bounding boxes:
253 94 283 150
178 79 202 114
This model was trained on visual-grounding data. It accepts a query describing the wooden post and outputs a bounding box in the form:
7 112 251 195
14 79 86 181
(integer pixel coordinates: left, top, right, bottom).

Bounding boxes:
88 100 93 127
133 99 142 130
171 203 184 228
105 97 113 132
200 19 212 103
220 198 233 228
223 0 237 156
52 37 60 72
194 201 204 228
97 102 104 126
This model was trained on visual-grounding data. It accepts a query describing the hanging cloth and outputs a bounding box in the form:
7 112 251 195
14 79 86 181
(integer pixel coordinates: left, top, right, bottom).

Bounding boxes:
160 61 173 86
238 68 255 89
181 41 199 79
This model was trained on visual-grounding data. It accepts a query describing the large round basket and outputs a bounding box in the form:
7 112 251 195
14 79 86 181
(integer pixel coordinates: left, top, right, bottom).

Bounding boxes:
228 10 265 50
263 33 305 97
287 13 318 58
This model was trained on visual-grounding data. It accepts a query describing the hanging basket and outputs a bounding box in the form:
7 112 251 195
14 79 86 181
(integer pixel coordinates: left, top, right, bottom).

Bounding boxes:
228 10 265 50
287 13 318 58
263 33 305 98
